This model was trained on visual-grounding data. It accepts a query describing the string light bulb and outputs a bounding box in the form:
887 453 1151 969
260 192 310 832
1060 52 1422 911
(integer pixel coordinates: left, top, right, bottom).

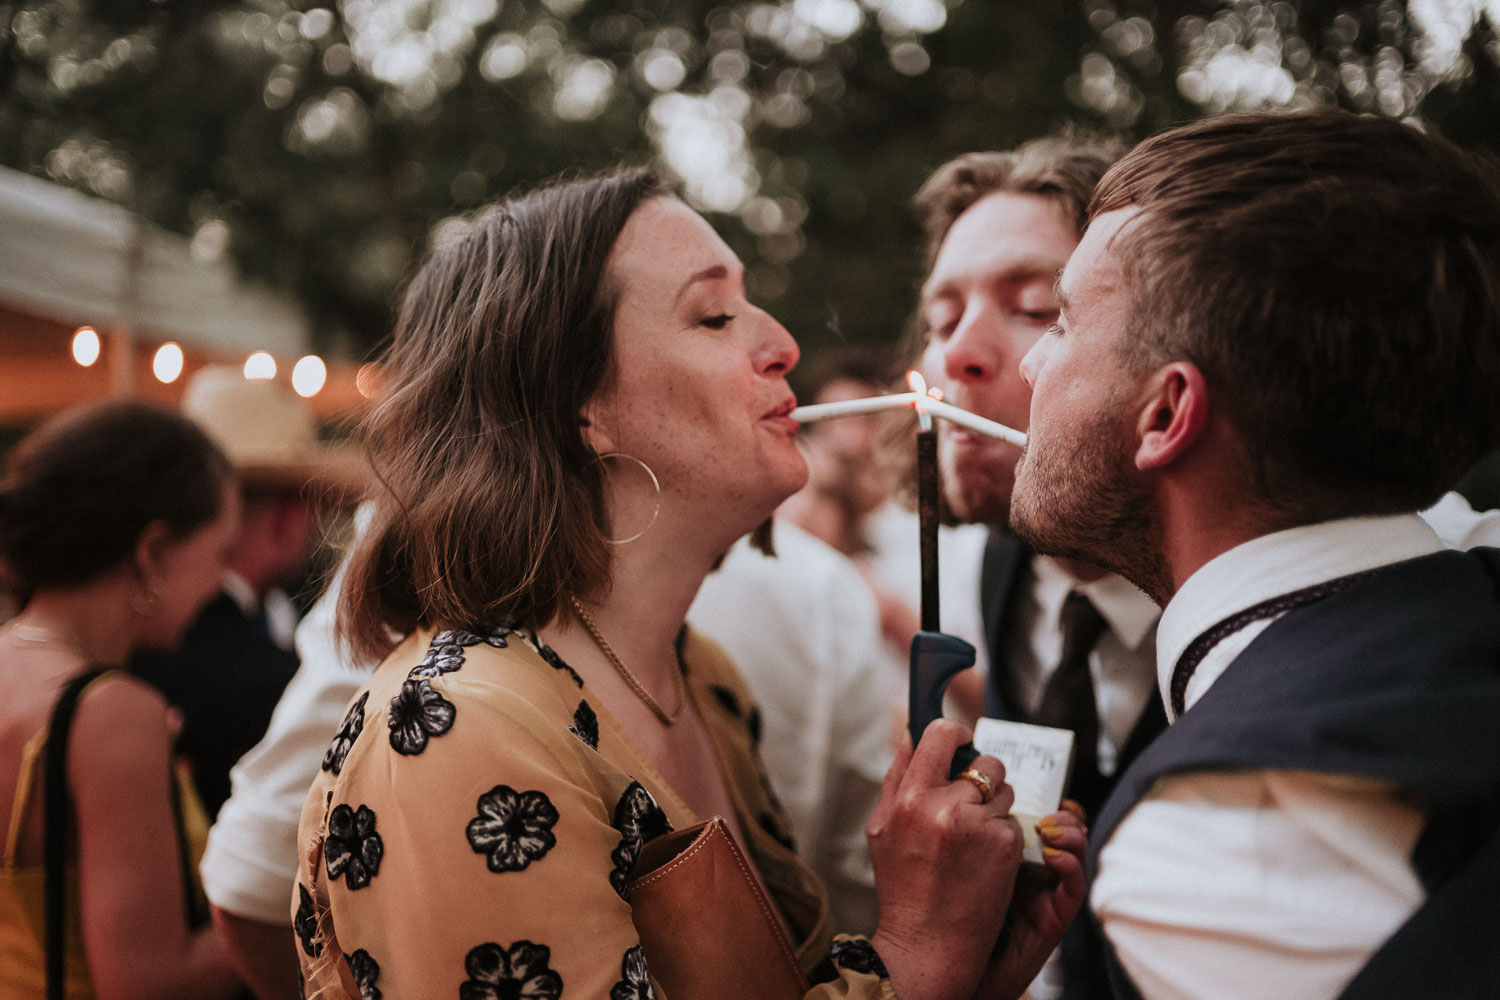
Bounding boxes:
244 351 277 381
153 343 184 384
71 326 101 367
292 355 327 397
355 361 383 399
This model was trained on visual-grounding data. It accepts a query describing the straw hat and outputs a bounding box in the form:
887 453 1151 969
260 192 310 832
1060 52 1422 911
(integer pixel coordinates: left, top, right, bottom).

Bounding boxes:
180 364 365 497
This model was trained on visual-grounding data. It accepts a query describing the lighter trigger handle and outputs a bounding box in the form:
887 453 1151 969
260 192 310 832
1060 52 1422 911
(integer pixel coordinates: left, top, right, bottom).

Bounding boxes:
908 630 981 779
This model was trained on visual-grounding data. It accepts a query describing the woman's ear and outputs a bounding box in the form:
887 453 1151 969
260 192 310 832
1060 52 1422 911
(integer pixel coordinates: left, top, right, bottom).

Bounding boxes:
1134 361 1208 471
129 519 174 615
579 397 617 456
132 520 172 584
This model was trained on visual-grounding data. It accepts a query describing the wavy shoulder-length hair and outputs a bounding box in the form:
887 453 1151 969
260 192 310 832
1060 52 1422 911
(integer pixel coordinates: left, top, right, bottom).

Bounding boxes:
340 166 667 662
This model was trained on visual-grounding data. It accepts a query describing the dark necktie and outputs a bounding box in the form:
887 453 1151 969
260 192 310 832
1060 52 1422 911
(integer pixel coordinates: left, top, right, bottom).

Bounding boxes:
1033 591 1109 810
1168 567 1379 717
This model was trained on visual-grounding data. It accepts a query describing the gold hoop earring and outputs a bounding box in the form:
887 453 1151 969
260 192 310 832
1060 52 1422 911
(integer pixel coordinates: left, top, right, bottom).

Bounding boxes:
597 452 661 545
132 582 163 617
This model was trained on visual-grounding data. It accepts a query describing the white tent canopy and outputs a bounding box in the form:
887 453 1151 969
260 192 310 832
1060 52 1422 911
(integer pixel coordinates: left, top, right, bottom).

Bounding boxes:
0 165 310 357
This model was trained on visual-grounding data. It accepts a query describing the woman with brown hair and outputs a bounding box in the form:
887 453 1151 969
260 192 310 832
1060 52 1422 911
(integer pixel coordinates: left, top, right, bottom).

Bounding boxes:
0 401 244 999
295 167 1087 1000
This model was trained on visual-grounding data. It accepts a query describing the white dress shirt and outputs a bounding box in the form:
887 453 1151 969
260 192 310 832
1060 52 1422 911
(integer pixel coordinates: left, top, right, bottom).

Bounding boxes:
200 522 373 922
1007 556 1159 777
1091 499 1493 1000
862 501 992 678
1006 557 1160 1000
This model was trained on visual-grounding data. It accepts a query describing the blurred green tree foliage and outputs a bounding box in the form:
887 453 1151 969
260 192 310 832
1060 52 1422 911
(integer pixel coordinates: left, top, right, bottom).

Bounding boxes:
2 0 1496 378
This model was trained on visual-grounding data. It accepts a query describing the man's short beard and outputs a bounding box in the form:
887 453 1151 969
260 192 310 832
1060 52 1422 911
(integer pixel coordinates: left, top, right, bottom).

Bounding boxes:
1009 409 1172 604
939 441 1020 527
942 475 1012 526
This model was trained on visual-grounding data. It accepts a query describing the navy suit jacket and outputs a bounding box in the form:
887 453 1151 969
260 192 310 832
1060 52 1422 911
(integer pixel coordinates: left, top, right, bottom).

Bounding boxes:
131 591 300 819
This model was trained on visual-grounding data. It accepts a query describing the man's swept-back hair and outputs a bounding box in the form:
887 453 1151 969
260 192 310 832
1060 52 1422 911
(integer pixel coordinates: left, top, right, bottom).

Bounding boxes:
913 127 1127 265
1092 111 1500 520
340 166 666 662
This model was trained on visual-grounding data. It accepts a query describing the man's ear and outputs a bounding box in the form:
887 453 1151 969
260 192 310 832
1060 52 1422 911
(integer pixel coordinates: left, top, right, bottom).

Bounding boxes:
1134 361 1208 471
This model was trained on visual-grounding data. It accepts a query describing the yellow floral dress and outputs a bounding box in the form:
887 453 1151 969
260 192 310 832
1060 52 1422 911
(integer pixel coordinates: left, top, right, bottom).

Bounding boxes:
294 624 896 999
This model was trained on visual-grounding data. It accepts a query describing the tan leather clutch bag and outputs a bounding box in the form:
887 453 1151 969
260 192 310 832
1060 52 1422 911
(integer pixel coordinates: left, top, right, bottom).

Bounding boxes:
627 816 808 1000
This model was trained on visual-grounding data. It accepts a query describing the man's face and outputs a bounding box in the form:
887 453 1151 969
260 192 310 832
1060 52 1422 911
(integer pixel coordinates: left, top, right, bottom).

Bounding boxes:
919 192 1080 524
1010 207 1167 600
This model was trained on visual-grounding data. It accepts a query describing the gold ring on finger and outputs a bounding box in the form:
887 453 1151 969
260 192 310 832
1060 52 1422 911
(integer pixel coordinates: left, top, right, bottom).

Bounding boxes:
957 766 994 805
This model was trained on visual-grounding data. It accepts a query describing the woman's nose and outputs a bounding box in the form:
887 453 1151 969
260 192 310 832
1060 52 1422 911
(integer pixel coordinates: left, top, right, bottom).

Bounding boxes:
755 312 799 377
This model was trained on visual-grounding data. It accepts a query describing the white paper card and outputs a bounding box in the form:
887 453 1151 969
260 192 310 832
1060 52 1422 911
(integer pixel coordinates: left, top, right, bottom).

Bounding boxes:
972 717 1075 864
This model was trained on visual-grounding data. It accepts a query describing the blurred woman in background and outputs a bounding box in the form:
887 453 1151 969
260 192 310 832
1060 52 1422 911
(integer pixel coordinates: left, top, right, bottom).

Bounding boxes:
0 401 244 999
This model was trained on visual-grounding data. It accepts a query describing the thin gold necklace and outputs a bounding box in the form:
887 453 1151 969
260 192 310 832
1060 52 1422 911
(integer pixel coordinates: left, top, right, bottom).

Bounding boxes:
567 596 685 726
5 621 88 658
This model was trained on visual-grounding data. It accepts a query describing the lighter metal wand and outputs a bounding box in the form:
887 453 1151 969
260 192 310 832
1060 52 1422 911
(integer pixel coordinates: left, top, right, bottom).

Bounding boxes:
905 376 980 777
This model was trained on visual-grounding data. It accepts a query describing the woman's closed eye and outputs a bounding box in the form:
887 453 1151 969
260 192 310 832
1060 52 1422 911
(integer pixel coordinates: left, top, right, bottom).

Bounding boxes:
699 313 735 330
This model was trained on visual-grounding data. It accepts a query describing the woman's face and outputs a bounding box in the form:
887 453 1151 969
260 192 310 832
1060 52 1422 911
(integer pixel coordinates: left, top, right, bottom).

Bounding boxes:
588 197 808 532
139 481 242 651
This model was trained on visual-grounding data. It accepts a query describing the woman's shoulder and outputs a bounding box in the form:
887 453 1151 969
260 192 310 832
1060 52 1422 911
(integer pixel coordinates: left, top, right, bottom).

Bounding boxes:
70 668 171 732
370 625 584 713
67 670 174 785
322 625 591 778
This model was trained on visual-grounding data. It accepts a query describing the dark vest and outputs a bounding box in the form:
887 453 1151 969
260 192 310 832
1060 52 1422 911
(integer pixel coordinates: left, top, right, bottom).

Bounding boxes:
131 591 300 818
1088 548 1500 1000
979 530 1167 1000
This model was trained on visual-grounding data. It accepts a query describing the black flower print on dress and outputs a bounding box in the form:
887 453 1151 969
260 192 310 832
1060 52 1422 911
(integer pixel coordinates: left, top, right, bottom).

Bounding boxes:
535 642 584 687
829 938 889 978
409 627 516 679
294 883 321 958
322 692 368 775
325 803 383 890
609 780 673 899
387 678 455 756
709 684 741 718
610 946 655 1000
346 949 381 1000
466 785 559 873
460 941 563 1000
569 699 599 750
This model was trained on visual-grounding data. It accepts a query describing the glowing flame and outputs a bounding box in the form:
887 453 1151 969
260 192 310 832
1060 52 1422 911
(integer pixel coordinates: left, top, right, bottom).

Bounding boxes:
906 370 937 430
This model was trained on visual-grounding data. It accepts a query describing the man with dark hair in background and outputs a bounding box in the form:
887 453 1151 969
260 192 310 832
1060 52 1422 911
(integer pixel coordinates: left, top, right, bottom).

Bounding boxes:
1013 111 1500 998
132 365 359 817
912 131 1165 1000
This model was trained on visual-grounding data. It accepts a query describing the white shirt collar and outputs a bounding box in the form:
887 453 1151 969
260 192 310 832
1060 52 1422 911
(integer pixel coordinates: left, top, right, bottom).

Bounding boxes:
1032 555 1160 653
1156 512 1445 713
221 570 259 616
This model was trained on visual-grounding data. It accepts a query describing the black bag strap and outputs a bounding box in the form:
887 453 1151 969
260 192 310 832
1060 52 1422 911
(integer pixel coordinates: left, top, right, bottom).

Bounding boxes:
43 668 106 1000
